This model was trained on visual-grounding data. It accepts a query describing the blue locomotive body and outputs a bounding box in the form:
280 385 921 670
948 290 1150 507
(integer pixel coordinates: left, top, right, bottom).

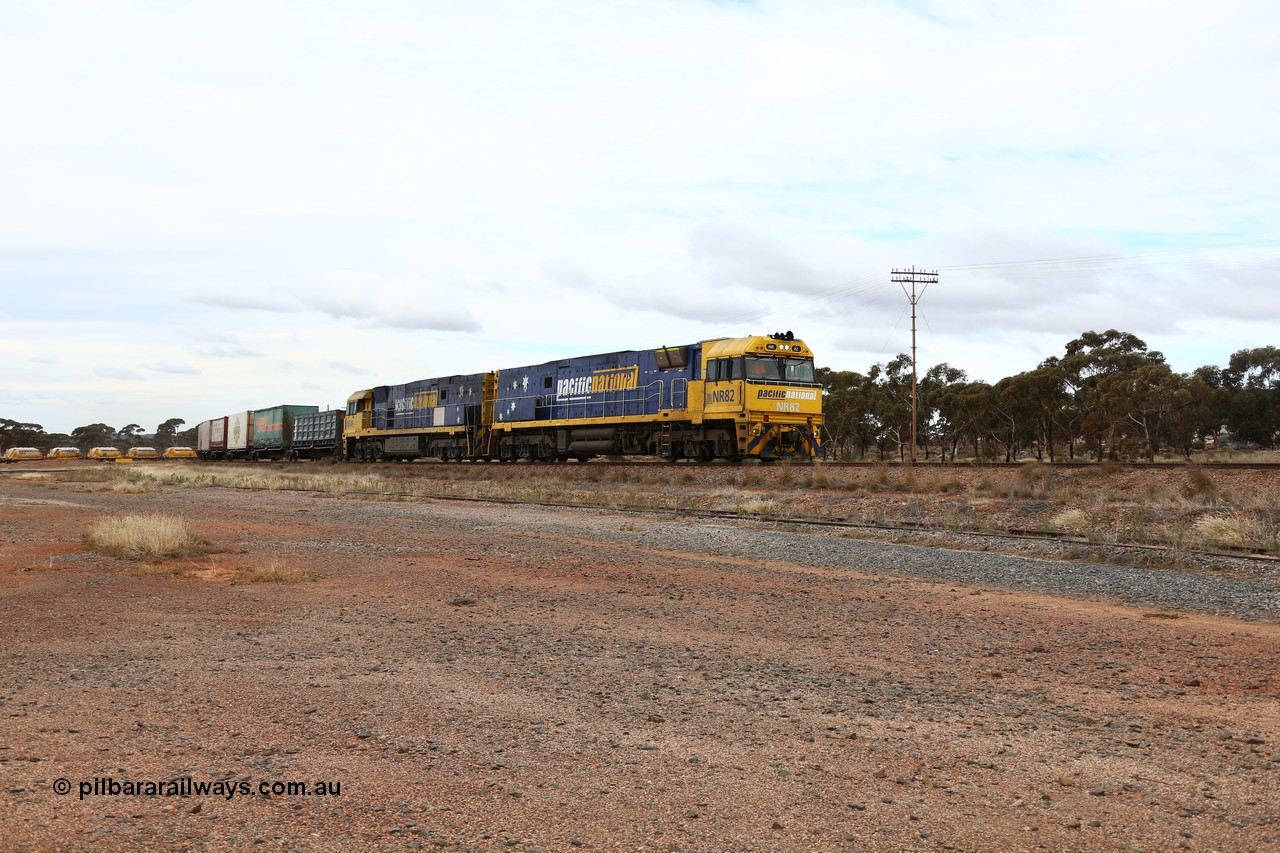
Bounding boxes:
493 344 701 425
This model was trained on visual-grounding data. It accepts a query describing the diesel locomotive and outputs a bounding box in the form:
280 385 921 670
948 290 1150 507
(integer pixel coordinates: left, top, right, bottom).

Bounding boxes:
197 333 822 463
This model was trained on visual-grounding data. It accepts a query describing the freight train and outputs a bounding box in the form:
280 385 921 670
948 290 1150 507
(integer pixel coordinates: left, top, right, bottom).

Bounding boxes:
196 333 822 463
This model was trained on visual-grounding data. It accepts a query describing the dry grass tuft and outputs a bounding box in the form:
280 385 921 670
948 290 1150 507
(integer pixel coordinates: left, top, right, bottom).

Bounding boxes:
1014 461 1055 498
1190 513 1262 549
52 468 113 483
122 562 187 577
809 463 830 489
1181 465 1219 503
1050 508 1093 532
106 480 154 494
237 560 310 584
736 496 779 516
84 513 207 560
1096 458 1126 476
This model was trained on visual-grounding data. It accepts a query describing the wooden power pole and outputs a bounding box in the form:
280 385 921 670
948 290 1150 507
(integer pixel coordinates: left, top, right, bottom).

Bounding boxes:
891 267 939 464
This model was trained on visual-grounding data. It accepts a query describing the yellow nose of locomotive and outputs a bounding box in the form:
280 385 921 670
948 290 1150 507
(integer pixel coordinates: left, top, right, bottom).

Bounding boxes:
703 333 823 460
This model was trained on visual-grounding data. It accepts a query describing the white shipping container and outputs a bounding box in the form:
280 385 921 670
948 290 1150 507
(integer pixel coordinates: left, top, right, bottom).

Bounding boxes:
211 418 226 446
227 411 254 451
197 420 211 453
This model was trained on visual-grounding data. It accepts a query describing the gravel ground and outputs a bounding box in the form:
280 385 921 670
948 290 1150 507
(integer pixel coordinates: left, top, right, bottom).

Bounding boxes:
447 504 1280 623
1 475 1278 852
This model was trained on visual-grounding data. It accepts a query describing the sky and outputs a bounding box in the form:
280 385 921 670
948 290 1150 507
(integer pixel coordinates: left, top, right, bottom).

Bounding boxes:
2 0 1278 436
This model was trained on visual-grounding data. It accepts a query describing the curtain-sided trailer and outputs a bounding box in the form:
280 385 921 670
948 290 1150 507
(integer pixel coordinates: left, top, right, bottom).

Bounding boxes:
250 405 319 461
197 417 227 460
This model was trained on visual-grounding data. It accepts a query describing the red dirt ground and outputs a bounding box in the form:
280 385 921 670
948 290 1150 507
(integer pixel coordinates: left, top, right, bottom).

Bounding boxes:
1 470 1278 851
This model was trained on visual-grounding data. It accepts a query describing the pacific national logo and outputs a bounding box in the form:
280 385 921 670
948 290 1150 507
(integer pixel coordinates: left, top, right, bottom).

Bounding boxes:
757 389 818 401
557 366 639 399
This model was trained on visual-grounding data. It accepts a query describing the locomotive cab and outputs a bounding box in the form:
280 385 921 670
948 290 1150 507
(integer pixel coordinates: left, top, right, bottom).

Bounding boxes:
343 390 375 460
701 333 821 460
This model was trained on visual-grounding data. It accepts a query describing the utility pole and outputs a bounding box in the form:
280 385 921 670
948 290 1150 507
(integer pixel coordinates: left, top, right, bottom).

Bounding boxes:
891 267 939 464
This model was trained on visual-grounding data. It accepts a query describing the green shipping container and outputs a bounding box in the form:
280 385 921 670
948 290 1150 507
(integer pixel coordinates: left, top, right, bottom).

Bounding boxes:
252 405 320 454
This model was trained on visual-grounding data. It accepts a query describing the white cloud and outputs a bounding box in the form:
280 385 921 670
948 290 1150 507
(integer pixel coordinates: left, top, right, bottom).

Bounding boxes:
143 362 201 375
1 0 1278 431
93 366 144 381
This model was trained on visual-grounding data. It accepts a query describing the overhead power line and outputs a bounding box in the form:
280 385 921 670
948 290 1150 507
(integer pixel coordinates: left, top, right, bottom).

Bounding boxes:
720 240 1280 329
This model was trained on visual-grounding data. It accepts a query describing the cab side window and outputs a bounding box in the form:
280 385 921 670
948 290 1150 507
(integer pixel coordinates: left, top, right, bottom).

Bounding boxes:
711 358 741 380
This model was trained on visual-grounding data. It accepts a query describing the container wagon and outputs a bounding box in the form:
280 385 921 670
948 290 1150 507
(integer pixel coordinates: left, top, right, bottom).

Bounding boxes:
226 411 254 460
289 409 344 460
250 405 319 461
197 417 228 460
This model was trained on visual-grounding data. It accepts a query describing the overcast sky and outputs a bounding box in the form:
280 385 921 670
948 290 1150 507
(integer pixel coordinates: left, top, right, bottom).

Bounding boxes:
3 0 1278 435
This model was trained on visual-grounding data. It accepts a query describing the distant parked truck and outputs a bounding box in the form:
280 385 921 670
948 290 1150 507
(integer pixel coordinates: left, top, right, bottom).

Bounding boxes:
126 447 159 460
46 447 81 459
251 405 320 461
2 447 44 462
163 446 197 459
87 447 121 460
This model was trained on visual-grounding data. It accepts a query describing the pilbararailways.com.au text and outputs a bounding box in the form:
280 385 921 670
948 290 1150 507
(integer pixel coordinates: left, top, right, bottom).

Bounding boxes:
54 777 342 800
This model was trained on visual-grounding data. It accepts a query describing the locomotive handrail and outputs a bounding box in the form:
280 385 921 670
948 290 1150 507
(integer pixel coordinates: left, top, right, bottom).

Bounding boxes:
671 377 688 409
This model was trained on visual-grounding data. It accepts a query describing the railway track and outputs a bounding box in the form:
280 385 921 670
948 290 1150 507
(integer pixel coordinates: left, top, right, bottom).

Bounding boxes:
5 458 1277 566
815 459 1280 470
188 479 1280 566
5 458 1280 471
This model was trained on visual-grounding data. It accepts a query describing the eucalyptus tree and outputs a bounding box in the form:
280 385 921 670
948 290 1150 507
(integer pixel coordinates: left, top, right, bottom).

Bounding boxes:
817 368 863 459
1166 373 1215 458
117 424 145 445
1057 330 1165 459
989 376 1039 461
156 417 187 449
871 355 915 460
71 423 117 450
1097 363 1195 461
0 418 47 452
935 380 994 460
1221 346 1280 447
919 363 967 460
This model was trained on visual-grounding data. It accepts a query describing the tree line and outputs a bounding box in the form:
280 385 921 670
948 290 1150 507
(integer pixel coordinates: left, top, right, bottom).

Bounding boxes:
0 418 197 454
819 330 1280 462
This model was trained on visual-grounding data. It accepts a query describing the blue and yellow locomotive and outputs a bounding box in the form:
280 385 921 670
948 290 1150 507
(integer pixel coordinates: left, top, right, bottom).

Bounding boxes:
342 333 822 462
